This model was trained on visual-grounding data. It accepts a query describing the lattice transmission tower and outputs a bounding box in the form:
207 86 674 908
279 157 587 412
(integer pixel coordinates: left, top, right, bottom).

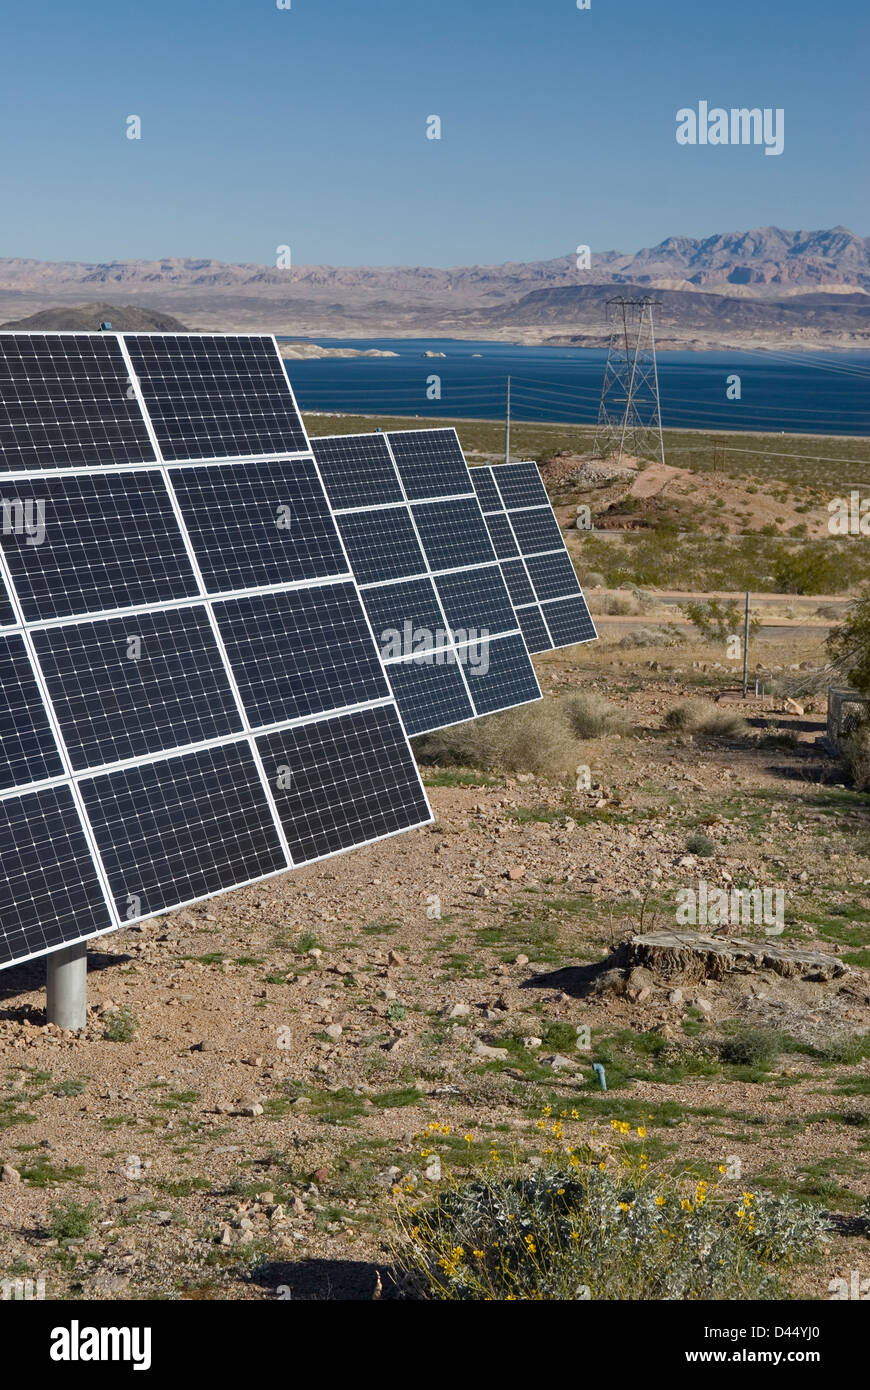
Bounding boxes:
592 297 665 465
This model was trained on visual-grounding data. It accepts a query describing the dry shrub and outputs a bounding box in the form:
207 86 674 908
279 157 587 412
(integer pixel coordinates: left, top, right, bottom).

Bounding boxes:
839 719 870 791
413 694 629 776
565 693 631 739
663 701 748 736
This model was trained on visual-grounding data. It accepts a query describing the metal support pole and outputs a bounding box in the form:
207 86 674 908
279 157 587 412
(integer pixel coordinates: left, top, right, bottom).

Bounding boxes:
505 376 511 465
46 942 87 1030
742 592 750 698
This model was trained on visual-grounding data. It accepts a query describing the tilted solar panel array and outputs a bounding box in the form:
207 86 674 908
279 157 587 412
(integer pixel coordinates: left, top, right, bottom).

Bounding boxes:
470 463 598 653
0 333 431 970
310 430 542 736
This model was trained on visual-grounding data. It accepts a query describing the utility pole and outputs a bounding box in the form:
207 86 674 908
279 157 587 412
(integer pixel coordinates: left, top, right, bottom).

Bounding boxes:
742 592 750 698
505 376 511 465
593 298 665 466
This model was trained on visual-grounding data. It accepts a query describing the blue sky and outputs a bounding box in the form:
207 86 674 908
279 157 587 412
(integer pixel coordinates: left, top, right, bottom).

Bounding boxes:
2 0 866 267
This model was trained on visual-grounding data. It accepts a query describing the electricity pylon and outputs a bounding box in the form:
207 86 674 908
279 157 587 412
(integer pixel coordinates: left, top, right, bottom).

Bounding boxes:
592 297 665 465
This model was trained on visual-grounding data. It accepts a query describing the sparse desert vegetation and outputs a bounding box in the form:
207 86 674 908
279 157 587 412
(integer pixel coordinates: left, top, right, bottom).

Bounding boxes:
1 415 868 1304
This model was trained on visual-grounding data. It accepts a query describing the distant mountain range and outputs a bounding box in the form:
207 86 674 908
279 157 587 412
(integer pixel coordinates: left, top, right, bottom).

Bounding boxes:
0 226 867 349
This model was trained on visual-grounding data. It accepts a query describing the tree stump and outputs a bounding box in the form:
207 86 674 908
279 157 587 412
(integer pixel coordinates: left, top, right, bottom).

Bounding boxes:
613 931 848 983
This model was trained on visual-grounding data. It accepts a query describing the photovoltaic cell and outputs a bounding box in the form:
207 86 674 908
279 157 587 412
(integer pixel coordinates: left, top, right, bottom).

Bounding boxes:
491 461 549 510
508 506 565 557
31 607 242 771
385 657 473 736
470 466 502 514
0 786 113 968
463 633 541 716
0 334 154 471
361 578 447 660
169 458 347 592
0 634 65 789
484 512 520 559
337 507 425 585
125 335 308 461
80 743 288 921
411 498 495 572
311 434 404 510
515 605 553 656
0 472 199 622
525 550 583 601
434 565 517 639
214 584 389 727
387 428 472 501
258 705 432 863
539 596 598 648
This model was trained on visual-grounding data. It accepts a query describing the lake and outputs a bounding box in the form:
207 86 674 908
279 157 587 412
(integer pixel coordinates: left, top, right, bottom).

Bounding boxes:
279 337 870 438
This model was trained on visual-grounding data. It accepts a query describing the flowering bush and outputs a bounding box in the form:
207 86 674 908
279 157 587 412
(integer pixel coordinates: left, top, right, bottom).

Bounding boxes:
393 1119 828 1301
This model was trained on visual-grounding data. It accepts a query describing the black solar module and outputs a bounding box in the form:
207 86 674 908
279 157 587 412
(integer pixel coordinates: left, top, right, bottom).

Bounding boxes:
214 583 390 726
80 743 289 920
0 333 433 971
311 434 404 510
0 634 66 789
125 334 309 461
337 507 426 585
258 705 432 863
0 334 155 471
361 577 447 659
0 786 114 967
462 633 542 715
384 656 473 736
0 472 199 621
308 431 542 736
386 428 472 500
169 458 347 591
31 607 242 770
473 463 598 654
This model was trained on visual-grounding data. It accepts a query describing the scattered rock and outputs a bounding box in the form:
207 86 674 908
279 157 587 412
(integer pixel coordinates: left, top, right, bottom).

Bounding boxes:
1 1164 21 1185
542 1054 576 1072
473 1039 509 1060
325 1023 343 1039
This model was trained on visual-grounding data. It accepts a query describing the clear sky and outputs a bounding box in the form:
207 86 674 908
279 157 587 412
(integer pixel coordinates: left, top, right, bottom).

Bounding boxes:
1 0 866 267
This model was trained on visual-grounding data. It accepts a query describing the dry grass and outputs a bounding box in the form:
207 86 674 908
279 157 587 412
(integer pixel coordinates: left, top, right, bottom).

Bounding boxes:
413 694 628 776
662 700 749 736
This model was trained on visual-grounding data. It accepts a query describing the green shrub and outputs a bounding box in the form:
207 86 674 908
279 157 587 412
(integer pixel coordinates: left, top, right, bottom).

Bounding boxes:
686 832 717 858
48 1197 96 1241
718 1027 781 1068
102 1007 137 1042
394 1143 827 1301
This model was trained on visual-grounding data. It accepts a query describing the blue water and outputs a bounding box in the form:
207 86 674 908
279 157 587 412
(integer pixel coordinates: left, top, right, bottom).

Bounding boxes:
279 337 870 438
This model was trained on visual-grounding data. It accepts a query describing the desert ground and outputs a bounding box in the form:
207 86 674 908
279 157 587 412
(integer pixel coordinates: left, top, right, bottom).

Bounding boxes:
1 418 868 1302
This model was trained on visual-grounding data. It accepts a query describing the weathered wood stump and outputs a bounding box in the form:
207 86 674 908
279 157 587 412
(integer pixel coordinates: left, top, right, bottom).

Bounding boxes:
613 931 847 983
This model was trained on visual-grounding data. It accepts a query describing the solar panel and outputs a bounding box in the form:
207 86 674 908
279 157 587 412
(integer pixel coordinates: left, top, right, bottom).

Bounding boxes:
0 472 200 621
473 462 598 652
169 458 347 591
0 333 155 471
0 333 433 971
311 430 541 736
125 334 309 462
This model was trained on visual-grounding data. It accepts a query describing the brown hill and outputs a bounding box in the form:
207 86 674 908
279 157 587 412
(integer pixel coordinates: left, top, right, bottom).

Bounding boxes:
0 302 189 331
